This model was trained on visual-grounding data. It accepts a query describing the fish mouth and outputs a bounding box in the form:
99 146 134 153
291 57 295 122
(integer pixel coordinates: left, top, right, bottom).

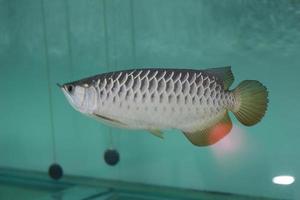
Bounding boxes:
56 83 63 88
59 84 75 107
57 83 67 92
57 83 69 98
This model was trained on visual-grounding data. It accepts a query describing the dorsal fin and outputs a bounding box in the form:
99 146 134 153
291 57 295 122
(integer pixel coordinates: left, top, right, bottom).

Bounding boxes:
204 66 234 90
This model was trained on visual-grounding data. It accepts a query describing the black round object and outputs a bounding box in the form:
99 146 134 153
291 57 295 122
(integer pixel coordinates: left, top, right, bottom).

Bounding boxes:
48 163 63 180
104 149 120 166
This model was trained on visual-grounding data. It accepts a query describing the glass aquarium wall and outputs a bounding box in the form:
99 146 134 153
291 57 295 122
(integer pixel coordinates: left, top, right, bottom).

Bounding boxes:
0 0 299 199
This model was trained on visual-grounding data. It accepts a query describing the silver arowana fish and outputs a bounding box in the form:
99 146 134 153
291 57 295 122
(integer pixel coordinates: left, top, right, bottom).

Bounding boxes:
58 66 268 146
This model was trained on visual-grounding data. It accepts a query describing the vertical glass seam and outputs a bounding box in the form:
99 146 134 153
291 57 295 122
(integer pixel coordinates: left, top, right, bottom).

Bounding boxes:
130 0 136 65
64 0 73 79
102 0 114 148
40 0 57 162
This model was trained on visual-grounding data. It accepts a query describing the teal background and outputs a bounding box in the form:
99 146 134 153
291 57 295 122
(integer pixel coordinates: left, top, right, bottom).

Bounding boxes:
0 0 300 199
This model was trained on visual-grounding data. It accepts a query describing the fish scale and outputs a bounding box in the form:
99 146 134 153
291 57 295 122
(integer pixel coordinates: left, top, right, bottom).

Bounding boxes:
86 69 228 130
60 66 268 146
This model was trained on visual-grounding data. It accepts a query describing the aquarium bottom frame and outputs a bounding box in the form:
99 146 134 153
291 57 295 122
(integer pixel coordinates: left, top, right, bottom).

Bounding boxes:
0 167 280 200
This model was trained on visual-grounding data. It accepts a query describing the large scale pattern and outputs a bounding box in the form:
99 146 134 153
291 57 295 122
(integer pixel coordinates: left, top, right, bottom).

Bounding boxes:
86 69 235 117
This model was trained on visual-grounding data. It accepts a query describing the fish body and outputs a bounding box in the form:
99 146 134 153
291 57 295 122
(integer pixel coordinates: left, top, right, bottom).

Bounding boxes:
59 67 268 146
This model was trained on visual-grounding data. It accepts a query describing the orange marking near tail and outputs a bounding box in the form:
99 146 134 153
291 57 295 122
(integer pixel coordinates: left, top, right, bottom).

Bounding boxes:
208 122 232 145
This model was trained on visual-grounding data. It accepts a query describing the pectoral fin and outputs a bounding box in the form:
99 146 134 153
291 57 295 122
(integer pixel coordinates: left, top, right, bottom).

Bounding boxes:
183 113 232 146
149 129 164 139
92 113 127 127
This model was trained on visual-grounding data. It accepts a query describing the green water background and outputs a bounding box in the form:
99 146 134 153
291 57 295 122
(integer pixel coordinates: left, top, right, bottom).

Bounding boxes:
0 0 299 199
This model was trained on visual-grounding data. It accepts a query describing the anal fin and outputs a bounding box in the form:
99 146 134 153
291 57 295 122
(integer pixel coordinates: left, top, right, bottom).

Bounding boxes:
183 112 232 146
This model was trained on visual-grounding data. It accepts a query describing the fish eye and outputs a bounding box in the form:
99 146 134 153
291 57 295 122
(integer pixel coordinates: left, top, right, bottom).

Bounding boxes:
67 85 74 93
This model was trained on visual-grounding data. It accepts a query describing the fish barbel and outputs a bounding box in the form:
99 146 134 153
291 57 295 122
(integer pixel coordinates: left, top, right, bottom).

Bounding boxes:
59 66 268 146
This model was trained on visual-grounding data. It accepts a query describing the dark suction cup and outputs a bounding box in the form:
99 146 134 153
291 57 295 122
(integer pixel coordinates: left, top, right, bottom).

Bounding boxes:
104 149 120 166
48 163 63 180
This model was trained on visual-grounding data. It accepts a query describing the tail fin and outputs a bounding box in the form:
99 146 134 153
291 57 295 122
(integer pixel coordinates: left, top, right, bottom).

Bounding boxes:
232 80 268 126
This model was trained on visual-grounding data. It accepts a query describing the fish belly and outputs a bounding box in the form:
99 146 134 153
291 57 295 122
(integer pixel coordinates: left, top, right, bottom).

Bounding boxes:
96 95 226 132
